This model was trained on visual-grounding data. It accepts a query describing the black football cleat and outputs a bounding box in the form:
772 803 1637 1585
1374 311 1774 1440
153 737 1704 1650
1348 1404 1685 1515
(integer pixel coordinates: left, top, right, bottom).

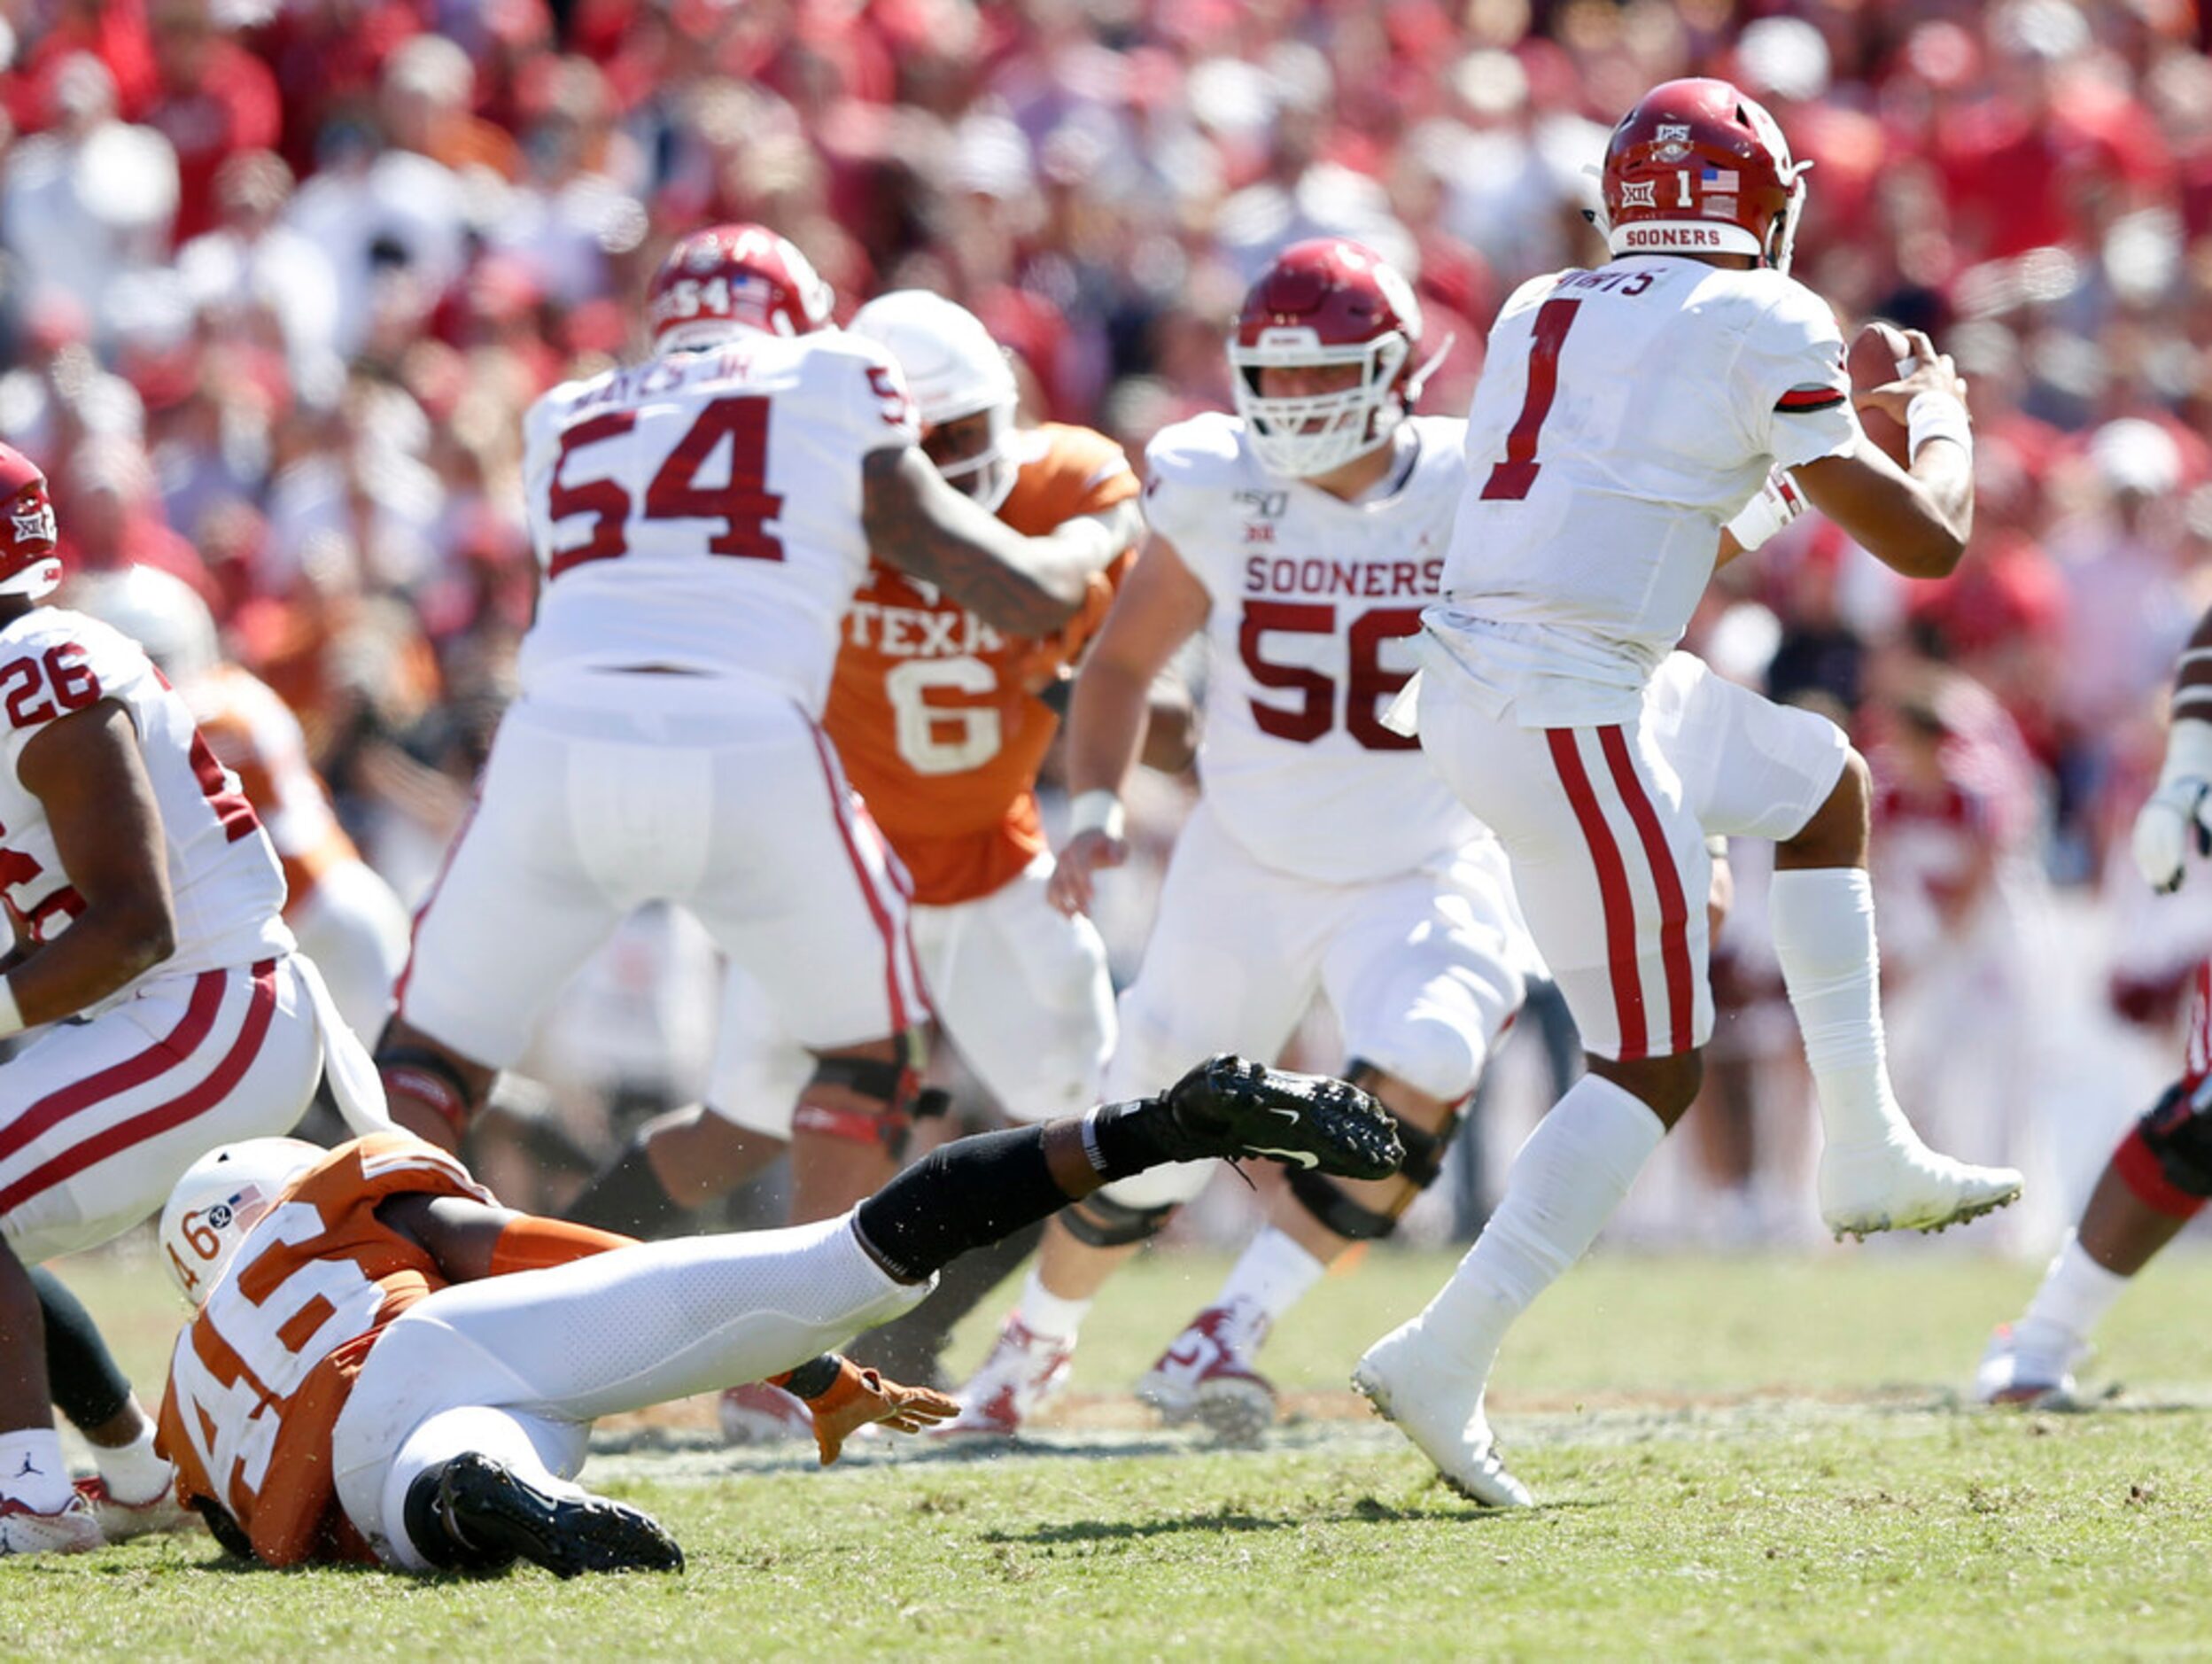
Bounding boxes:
1153 1054 1404 1181
417 1452 685 1579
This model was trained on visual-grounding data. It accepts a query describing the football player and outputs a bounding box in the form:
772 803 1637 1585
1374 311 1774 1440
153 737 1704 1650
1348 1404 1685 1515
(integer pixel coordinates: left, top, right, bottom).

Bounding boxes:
0 443 380 1555
1354 79 2021 1507
1976 603 2212 1404
370 228 1123 1167
152 1057 1400 1575
943 238 1541 1443
66 564 412 1045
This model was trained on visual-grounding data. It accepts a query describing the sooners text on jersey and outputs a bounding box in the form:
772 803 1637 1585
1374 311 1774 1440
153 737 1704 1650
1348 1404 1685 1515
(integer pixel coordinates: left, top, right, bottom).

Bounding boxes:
1143 412 1483 883
826 424 1137 904
0 610 288 989
156 1136 493 1566
517 330 920 712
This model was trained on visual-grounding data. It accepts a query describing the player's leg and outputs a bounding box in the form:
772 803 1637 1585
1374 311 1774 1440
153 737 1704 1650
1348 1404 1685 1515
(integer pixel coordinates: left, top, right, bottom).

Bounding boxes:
1354 688 1708 1506
1661 654 2022 1236
377 706 632 1152
1143 849 1528 1442
331 1056 1398 1564
31 1268 192 1540
844 860 1115 1387
1978 1065 2212 1404
949 812 1315 1434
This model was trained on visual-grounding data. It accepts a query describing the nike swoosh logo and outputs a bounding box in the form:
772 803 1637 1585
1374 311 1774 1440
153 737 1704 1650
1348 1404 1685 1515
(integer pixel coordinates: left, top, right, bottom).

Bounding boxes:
1247 1146 1318 1170
1268 1107 1302 1123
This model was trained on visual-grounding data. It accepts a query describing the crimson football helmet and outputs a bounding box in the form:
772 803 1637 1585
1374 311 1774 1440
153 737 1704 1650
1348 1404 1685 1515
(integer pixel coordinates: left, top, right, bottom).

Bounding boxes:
0 443 59 600
1597 78 1808 274
646 223 834 352
1228 238 1434 478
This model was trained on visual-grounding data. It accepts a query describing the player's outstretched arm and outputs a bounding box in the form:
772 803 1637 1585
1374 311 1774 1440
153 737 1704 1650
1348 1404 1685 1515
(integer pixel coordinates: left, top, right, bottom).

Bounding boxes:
1788 330 1973 580
2131 603 2212 892
861 445 1103 635
4 702 175 1030
1048 533 1211 916
376 1193 635 1282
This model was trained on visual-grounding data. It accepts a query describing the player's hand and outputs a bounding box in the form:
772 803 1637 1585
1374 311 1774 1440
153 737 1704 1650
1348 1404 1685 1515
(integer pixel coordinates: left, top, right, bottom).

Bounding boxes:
1048 828 1129 917
807 1364 958 1466
1856 328 1968 426
2132 775 2212 893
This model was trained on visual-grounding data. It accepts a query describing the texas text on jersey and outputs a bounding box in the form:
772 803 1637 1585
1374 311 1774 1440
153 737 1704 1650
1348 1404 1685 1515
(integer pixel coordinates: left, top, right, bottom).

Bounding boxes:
826 423 1137 904
155 1136 493 1566
516 328 920 713
1143 410 1482 884
0 611 288 986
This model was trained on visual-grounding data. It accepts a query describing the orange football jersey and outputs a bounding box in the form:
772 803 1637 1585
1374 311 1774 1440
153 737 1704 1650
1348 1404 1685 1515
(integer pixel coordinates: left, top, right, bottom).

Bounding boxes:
185 663 362 916
156 1136 493 1567
825 423 1137 905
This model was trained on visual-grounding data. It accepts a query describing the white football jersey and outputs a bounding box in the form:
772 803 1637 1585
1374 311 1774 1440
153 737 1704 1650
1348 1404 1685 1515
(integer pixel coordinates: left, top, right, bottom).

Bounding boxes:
0 610 291 999
518 330 921 711
1145 413 1483 883
1434 258 1859 725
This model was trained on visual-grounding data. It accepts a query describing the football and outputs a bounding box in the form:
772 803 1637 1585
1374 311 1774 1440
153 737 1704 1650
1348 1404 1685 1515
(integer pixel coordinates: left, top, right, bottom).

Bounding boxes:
1848 318 1916 467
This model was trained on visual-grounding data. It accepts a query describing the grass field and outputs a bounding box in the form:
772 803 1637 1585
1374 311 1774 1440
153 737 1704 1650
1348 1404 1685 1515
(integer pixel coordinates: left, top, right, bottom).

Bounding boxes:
12 1240 2212 1661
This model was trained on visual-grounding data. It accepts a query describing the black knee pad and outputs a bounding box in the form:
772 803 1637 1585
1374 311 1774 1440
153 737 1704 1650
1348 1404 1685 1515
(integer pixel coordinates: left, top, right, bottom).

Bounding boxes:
794 1033 944 1157
1061 1193 1175 1248
1285 1063 1463 1243
2137 1074 2212 1198
374 1042 486 1140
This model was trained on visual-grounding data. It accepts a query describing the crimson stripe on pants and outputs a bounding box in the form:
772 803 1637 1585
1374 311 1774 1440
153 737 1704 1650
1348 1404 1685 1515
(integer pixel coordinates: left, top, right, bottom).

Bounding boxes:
805 725 917 1034
0 969 228 1166
1547 728 1648 1059
0 961 280 1217
1598 725 1696 1057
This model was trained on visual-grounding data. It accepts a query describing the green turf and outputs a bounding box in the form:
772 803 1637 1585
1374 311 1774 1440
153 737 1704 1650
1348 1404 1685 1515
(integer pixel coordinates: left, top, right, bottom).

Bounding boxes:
16 1243 2212 1661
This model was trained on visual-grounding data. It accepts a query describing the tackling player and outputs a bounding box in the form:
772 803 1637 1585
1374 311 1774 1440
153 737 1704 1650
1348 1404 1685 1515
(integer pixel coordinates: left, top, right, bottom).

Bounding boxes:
944 239 1541 1443
0 444 379 1555
370 228 1124 1165
1977 603 2212 1404
152 1057 1400 1575
1354 79 2022 1507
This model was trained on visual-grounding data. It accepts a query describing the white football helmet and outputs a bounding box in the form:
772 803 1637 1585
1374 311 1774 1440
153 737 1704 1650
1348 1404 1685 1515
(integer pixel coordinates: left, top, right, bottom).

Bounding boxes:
159 1139 322 1305
848 290 1021 512
66 564 220 683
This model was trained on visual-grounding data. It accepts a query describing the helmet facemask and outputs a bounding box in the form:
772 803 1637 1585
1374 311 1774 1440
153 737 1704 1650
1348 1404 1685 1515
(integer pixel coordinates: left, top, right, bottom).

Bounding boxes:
1230 328 1412 479
923 399 1019 514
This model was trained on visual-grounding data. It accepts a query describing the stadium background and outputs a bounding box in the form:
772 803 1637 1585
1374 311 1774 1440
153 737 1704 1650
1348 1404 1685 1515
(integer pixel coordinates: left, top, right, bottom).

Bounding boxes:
7 0 2211 1256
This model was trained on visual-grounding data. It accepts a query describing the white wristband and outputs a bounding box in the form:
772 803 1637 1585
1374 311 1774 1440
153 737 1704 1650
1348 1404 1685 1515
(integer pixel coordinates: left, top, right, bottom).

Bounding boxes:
0 975 22 1041
1067 789 1126 842
1905 391 1972 464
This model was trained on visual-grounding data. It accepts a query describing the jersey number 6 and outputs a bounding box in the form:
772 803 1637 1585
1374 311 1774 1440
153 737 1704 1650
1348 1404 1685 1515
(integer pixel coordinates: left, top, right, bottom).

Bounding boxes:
548 396 785 577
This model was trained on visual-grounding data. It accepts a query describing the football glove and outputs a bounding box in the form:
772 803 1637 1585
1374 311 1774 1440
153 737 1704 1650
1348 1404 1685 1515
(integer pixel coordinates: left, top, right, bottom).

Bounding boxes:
2132 718 2212 893
804 1358 957 1466
1723 468 1806 555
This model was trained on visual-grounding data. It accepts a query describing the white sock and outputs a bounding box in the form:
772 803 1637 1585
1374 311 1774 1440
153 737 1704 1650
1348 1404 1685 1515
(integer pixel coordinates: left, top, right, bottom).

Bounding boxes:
95 1424 175 1507
2017 1231 2130 1350
1214 1227 1326 1326
1015 1267 1091 1344
1768 867 1913 1152
1415 1074 1665 1379
0 1428 73 1512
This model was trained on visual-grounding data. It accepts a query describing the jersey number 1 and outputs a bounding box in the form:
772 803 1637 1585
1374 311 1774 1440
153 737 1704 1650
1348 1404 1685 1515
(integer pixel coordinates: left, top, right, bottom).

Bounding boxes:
549 396 784 577
1480 298 1581 502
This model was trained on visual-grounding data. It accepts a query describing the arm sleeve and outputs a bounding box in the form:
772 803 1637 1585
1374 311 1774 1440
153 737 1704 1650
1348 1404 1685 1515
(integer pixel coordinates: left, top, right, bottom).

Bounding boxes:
1735 281 1860 472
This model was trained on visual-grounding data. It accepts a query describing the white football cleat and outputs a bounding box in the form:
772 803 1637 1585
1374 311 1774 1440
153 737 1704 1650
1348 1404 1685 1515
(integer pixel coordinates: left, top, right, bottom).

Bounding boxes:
1974 1322 2087 1408
1352 1322 1532 1509
74 1474 194 1542
937 1317 1073 1438
0 1489 105 1556
1818 1135 2023 1240
1135 1302 1276 1447
717 1381 813 1447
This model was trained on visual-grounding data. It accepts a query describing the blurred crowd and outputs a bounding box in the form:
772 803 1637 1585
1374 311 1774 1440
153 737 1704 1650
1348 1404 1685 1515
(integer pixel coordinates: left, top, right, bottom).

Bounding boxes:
8 0 2212 1247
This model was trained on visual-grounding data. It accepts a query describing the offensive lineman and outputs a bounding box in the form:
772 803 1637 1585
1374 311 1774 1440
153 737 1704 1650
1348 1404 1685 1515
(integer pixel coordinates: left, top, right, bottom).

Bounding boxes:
1977 603 2212 1404
0 443 379 1554
370 228 1122 1162
947 239 1541 1442
152 1057 1400 1575
1355 79 2022 1507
